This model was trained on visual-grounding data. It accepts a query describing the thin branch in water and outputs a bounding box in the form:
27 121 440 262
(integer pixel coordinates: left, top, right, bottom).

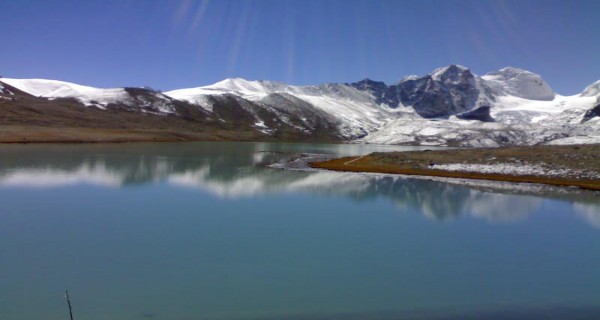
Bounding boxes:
65 290 74 320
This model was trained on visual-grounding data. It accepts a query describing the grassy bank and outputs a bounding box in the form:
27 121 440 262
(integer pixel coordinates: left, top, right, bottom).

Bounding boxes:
310 144 600 190
0 125 339 144
0 125 269 143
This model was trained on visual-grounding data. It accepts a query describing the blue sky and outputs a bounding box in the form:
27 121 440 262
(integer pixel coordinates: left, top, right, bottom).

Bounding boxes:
1 0 598 94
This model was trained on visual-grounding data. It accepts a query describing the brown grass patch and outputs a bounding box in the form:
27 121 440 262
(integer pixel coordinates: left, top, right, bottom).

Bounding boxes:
310 145 600 191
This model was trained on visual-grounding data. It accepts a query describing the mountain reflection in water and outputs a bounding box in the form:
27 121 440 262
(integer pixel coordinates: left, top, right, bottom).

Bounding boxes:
0 142 598 227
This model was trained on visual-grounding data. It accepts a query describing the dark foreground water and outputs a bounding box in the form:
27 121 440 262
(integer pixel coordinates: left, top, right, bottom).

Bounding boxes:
0 142 599 320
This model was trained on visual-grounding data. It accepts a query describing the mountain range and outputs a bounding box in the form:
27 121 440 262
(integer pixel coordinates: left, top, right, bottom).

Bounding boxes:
1 65 599 146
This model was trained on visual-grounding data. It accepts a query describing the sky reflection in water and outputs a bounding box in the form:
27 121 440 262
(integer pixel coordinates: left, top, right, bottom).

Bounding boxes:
0 142 599 320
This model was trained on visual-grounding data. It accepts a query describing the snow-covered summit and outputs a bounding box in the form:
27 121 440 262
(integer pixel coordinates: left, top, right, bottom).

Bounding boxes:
166 78 376 101
0 78 129 108
165 78 290 102
1 78 104 97
0 78 177 113
580 80 600 98
482 67 555 101
203 78 289 95
399 75 419 82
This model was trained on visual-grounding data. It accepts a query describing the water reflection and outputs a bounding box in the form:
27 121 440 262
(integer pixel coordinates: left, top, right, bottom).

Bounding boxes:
0 142 598 226
574 203 600 228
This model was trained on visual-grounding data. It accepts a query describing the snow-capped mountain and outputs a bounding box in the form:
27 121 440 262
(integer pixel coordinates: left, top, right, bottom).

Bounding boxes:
349 64 496 118
0 78 178 114
482 67 555 100
0 81 14 96
581 80 600 98
360 66 599 146
1 65 599 147
166 78 395 138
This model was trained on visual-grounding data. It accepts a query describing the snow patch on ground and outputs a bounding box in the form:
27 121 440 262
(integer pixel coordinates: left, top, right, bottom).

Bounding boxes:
253 120 273 134
431 163 546 176
429 163 600 179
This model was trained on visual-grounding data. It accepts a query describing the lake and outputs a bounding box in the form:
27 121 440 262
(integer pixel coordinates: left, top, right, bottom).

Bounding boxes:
0 142 599 320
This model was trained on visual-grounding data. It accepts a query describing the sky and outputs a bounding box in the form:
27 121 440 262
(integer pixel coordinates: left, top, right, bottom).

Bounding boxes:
0 0 598 94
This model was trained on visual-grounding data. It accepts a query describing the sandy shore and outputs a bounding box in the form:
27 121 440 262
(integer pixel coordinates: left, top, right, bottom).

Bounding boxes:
310 144 600 191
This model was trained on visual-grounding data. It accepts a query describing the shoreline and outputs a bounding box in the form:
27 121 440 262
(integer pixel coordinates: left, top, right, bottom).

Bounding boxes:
2 127 599 191
309 144 600 191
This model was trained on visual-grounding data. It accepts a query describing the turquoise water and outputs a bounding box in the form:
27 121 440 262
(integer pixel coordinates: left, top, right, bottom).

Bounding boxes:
0 142 599 320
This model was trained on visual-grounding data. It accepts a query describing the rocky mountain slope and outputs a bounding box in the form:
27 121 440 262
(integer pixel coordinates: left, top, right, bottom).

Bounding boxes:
1 65 599 146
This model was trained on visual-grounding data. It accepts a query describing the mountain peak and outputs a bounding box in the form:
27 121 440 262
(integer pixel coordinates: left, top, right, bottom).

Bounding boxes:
487 66 539 78
430 64 473 82
581 80 600 97
0 78 105 97
353 78 386 86
399 74 419 83
209 77 252 88
204 78 288 95
434 64 469 71
482 67 555 101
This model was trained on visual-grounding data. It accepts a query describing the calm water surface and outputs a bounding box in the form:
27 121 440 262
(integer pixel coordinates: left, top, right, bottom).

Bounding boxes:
0 142 599 320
